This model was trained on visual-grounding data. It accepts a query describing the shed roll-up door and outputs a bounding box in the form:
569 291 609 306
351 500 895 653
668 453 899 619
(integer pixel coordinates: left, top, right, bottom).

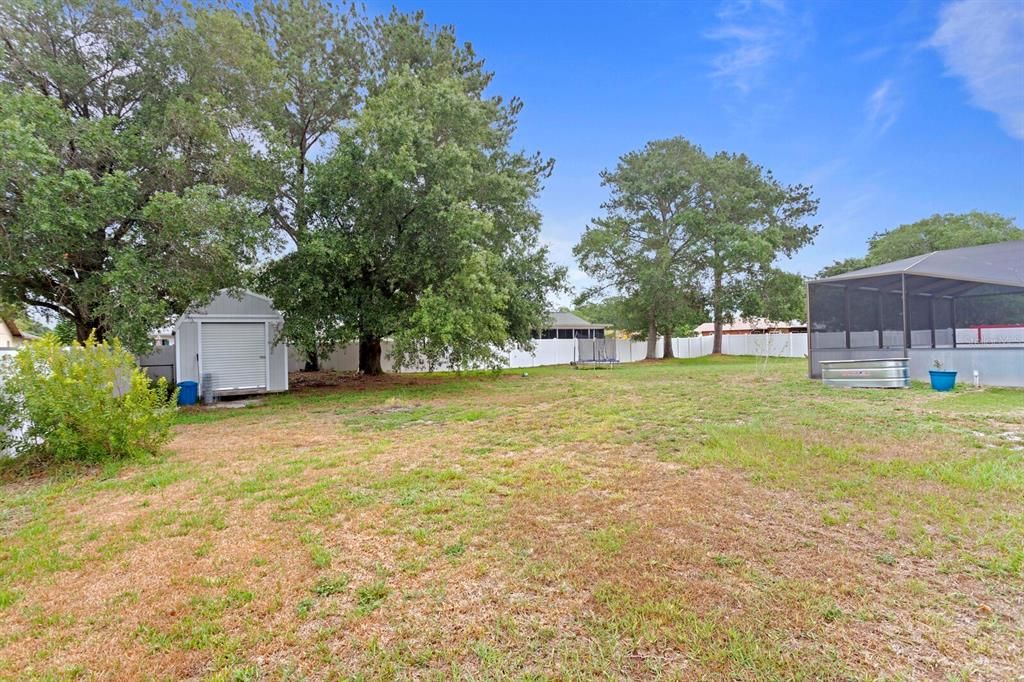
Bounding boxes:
201 323 267 392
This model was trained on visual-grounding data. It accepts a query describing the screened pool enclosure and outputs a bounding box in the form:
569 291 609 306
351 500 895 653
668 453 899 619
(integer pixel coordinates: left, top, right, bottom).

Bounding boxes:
807 241 1024 387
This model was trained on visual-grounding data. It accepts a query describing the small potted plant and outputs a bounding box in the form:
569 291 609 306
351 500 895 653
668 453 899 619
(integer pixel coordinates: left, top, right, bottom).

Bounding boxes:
929 359 957 392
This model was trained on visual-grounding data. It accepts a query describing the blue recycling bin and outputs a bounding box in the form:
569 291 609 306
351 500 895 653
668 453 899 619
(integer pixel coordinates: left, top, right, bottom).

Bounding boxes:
177 380 199 406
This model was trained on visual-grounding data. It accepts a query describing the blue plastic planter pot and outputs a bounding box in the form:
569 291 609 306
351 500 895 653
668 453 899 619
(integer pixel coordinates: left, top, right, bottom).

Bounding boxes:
177 380 199 406
928 370 957 392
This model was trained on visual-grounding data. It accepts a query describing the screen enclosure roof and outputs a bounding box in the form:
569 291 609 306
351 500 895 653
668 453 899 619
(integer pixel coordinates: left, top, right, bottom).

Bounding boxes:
810 241 1024 293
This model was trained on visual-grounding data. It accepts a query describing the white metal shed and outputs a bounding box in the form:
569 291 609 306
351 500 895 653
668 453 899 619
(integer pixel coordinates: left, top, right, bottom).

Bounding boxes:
174 290 289 396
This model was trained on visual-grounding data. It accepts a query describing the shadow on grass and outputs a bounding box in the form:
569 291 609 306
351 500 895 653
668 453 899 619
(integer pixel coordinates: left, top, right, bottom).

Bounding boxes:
173 369 521 426
0 447 162 485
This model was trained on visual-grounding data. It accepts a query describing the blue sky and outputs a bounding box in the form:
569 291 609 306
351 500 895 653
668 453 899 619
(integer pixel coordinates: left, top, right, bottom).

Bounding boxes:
366 0 1024 302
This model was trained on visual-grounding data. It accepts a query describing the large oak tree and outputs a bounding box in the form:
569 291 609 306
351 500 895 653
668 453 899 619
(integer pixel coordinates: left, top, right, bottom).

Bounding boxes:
574 138 707 359
575 137 818 357
275 69 563 374
249 7 499 369
695 151 819 353
0 0 272 353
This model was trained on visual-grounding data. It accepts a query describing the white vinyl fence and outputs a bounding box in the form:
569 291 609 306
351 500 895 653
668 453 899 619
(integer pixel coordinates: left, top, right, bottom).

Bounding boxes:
1 348 20 457
291 333 809 373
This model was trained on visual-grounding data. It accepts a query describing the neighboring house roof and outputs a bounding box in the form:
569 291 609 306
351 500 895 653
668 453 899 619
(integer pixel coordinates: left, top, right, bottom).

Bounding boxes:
695 318 805 334
810 240 1024 289
547 311 611 329
2 318 22 338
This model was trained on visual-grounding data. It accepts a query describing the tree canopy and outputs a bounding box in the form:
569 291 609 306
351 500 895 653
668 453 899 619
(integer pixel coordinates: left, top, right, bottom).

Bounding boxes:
735 267 806 323
694 151 818 352
574 295 703 341
575 137 818 358
0 0 564 368
261 67 564 374
0 0 272 353
232 0 367 247
241 5 512 370
574 138 707 358
817 212 1023 277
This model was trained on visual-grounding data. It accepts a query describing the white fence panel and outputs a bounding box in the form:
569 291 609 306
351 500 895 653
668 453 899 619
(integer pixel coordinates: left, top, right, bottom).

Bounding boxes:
614 340 632 362
789 333 809 357
286 332 809 375
910 330 932 348
700 333 805 358
670 336 708 359
810 331 845 349
882 331 903 348
292 338 585 373
288 344 360 373
1 348 21 457
615 340 659 362
498 338 577 368
956 326 1024 346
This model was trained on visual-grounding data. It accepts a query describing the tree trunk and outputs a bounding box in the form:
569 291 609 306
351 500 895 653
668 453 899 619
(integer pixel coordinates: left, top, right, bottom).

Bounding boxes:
645 313 658 360
75 318 104 345
359 335 383 375
304 351 320 372
712 266 724 355
662 329 674 359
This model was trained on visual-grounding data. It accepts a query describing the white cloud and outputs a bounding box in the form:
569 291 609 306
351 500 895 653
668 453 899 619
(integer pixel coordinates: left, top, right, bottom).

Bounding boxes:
866 78 901 135
930 0 1024 140
705 0 809 93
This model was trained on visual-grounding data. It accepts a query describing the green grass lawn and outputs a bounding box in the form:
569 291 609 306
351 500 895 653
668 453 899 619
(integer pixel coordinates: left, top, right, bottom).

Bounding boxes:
1 356 1022 680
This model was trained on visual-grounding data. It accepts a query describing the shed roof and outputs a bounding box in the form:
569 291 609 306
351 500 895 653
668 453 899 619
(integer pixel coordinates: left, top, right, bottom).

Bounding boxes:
811 241 1024 289
547 311 610 329
174 289 282 329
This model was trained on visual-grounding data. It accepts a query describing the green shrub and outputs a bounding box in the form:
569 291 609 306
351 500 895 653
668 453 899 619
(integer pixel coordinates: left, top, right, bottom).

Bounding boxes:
0 334 176 462
53 319 77 346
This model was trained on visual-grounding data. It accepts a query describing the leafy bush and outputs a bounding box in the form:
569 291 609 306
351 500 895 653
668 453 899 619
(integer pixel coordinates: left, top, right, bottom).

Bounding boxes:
53 319 77 346
0 335 176 461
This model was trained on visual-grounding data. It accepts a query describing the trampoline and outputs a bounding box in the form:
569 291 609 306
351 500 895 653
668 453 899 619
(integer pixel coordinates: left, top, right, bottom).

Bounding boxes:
575 338 619 369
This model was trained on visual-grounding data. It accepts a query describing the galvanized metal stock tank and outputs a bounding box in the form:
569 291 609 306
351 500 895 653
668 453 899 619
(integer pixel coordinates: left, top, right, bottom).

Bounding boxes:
819 358 910 389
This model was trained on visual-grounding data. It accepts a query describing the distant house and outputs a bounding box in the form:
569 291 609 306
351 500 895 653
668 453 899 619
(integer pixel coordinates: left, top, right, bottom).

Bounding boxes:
695 317 806 336
0 318 31 348
151 327 174 347
537 312 612 339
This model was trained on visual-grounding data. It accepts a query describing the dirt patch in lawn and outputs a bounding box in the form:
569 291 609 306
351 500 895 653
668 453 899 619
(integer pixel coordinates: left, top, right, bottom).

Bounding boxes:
489 461 1023 679
287 370 452 393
